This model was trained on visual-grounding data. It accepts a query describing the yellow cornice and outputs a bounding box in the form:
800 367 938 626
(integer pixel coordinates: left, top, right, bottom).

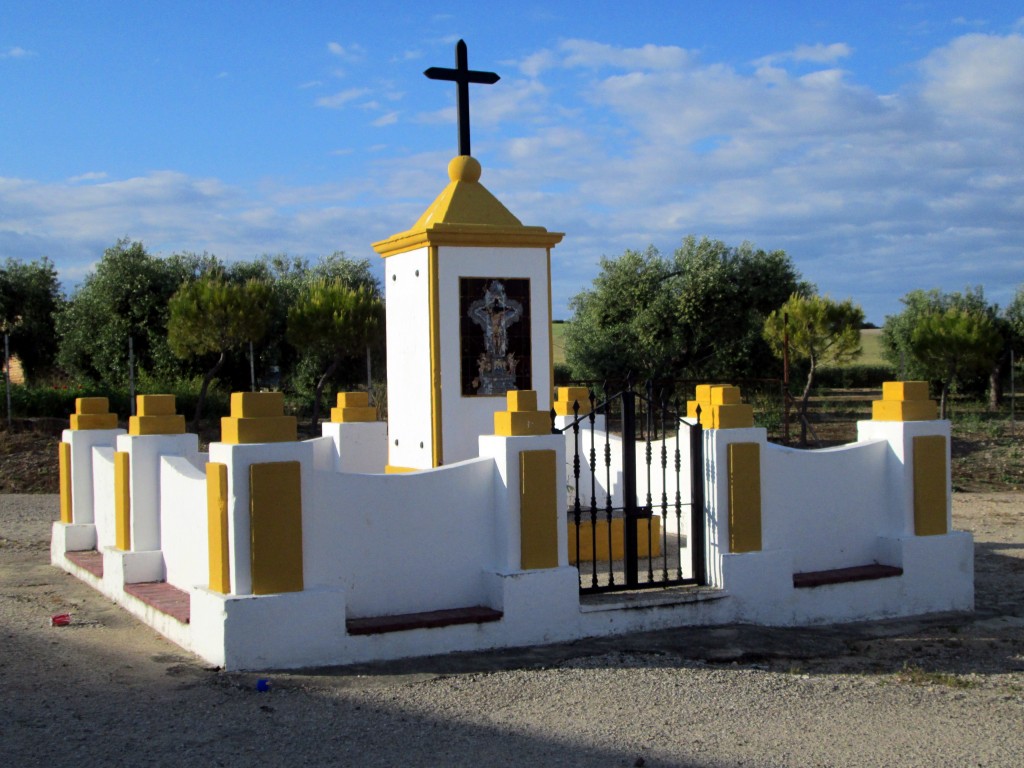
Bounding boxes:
373 156 563 258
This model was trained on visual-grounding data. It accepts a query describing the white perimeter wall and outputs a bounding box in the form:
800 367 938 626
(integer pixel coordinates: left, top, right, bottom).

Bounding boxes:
760 439 891 572
306 457 495 617
160 454 210 591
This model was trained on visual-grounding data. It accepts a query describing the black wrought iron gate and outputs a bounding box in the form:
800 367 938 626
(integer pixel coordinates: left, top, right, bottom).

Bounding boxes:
556 382 707 594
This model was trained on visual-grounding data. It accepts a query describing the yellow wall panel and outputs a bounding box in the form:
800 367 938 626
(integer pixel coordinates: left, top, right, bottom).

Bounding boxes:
114 451 131 550
519 450 559 570
206 462 230 594
913 435 948 536
249 461 304 594
728 442 762 553
58 442 73 524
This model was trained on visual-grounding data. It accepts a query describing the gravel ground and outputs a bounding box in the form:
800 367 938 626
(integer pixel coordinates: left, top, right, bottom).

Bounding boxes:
2 493 1023 767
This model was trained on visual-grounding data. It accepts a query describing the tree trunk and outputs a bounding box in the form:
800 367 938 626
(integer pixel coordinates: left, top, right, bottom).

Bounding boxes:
194 350 226 431
312 357 340 430
989 352 1007 411
798 361 815 447
939 381 949 420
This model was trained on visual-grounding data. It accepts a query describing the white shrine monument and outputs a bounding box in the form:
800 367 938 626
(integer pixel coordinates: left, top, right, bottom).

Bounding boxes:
50 41 973 670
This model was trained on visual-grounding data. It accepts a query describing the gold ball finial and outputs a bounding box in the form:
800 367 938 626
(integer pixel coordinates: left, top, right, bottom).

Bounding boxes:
448 155 481 183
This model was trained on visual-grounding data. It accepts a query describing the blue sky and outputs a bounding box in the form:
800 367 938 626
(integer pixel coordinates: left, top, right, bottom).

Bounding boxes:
2 1 1022 323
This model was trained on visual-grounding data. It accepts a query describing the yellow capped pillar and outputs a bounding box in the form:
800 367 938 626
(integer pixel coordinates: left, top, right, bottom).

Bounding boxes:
872 381 938 421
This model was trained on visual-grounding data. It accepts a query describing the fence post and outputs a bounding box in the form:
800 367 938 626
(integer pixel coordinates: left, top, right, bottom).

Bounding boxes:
621 384 638 588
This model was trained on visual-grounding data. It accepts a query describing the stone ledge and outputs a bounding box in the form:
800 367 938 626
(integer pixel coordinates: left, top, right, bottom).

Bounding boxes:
346 606 503 635
793 564 903 589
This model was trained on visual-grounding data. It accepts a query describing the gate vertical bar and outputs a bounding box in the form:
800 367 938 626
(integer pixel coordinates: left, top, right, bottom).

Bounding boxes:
689 409 707 585
622 385 639 587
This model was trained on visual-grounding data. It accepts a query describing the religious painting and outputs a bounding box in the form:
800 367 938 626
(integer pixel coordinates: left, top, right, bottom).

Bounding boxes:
460 278 531 396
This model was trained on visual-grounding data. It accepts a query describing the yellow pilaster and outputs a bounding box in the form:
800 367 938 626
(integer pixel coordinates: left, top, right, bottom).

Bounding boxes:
519 450 559 570
330 391 377 423
249 461 304 594
69 397 118 430
221 392 297 444
114 451 131 550
872 381 938 421
129 394 186 435
553 386 592 416
494 390 550 436
58 442 73 523
728 442 762 553
206 462 230 593
913 435 948 536
687 385 754 429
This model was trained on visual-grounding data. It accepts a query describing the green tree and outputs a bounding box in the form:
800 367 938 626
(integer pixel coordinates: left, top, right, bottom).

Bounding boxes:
764 294 864 446
0 257 63 382
882 287 1004 411
167 276 273 427
909 307 1003 418
55 239 209 388
564 236 806 383
286 281 385 428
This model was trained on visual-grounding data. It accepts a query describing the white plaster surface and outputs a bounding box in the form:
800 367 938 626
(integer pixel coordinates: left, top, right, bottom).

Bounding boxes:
321 421 388 473
64 428 124 524
384 248 433 469
116 433 199 552
91 446 116 550
160 455 209 591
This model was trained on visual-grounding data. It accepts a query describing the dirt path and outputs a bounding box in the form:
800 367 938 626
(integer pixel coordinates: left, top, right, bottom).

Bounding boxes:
2 493 1023 767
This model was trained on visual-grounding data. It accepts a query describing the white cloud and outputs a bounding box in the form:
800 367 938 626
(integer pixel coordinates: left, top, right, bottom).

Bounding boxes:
756 42 853 67
1 46 33 58
372 111 399 127
919 33 1024 123
559 39 693 71
315 88 370 109
327 42 364 61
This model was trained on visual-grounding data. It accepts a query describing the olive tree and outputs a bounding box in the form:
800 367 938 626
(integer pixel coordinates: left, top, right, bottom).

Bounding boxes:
286 281 385 427
167 276 273 427
764 293 864 446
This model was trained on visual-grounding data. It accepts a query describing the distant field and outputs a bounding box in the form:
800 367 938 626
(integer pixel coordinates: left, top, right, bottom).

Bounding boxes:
858 328 886 366
552 322 886 369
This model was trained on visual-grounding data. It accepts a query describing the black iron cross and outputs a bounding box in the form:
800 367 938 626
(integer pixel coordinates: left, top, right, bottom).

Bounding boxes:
424 39 499 157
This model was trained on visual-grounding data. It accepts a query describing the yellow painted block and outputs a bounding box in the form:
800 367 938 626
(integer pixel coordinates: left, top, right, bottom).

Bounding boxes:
206 462 230 594
384 465 418 474
883 381 929 402
694 385 714 402
58 442 73 524
70 413 118 430
519 450 559 570
76 397 110 415
507 389 538 412
129 414 186 435
872 399 937 421
221 415 297 444
335 391 370 408
114 451 131 551
330 406 377 423
568 516 661 563
553 387 591 416
495 409 550 436
136 394 177 416
714 403 754 429
249 461 303 595
728 442 762 553
711 386 742 405
913 436 948 536
230 391 285 418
